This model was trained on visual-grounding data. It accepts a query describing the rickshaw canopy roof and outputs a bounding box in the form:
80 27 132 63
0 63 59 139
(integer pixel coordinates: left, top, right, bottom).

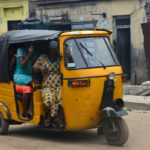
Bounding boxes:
0 30 61 82
0 30 61 44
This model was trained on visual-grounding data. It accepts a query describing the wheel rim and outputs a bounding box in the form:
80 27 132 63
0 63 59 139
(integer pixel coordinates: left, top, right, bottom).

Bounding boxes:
106 130 119 139
104 120 120 140
107 130 119 140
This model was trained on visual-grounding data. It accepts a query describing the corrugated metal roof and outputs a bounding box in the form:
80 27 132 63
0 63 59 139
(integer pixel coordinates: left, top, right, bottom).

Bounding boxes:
32 0 97 5
34 0 95 2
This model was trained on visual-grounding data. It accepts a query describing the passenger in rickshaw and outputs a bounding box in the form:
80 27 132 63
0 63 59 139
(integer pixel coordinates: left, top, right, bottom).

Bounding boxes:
13 43 38 118
33 40 62 125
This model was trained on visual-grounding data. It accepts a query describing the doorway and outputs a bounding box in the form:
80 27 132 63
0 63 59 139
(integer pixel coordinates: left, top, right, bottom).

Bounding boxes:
8 21 21 31
114 16 131 80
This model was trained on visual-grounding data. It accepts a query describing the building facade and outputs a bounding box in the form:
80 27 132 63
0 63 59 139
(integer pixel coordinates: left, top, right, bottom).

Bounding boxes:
0 0 29 34
33 0 149 84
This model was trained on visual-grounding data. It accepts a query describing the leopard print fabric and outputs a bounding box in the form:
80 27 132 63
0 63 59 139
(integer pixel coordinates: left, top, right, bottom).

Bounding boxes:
34 55 62 117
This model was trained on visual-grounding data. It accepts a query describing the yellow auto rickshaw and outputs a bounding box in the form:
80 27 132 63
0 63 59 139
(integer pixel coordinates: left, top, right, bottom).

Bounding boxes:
0 29 129 146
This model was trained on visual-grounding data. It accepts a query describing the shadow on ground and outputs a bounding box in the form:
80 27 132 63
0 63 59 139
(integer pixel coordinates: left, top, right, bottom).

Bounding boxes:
7 125 106 145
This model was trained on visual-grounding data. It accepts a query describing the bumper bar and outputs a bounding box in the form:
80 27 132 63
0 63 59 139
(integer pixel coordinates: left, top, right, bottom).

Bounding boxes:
101 107 128 118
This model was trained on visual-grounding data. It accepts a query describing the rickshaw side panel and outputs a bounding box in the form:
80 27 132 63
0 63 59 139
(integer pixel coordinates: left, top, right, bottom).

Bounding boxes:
0 82 19 121
17 89 45 124
32 89 45 120
0 82 44 124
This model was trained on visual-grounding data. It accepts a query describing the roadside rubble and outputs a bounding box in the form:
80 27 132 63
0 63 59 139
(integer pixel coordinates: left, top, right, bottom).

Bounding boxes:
124 81 150 111
124 81 150 96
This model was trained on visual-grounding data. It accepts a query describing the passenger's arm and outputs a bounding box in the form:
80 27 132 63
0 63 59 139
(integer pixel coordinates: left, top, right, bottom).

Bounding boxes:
19 54 32 69
33 55 49 77
33 66 42 74
19 46 34 69
33 66 48 76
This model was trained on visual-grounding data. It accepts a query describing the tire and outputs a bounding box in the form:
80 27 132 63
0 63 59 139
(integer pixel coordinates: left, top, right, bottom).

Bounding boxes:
103 117 129 146
0 112 9 135
97 126 103 136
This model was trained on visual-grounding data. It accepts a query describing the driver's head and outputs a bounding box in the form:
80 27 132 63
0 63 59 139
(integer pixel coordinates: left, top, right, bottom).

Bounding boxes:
49 40 58 49
64 44 70 54
48 40 59 56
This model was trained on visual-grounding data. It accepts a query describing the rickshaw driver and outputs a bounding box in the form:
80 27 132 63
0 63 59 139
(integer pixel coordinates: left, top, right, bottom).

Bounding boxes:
33 40 62 126
64 44 74 66
13 44 36 118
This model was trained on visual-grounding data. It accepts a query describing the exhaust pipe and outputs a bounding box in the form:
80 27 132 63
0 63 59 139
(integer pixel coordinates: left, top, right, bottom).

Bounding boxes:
114 99 124 110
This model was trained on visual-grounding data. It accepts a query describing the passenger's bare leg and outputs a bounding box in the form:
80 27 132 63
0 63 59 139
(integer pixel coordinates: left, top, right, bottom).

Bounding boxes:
43 106 51 127
27 95 33 115
22 93 30 117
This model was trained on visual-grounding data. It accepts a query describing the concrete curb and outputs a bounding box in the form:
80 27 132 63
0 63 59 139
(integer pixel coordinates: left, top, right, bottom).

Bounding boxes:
124 85 150 96
123 95 150 111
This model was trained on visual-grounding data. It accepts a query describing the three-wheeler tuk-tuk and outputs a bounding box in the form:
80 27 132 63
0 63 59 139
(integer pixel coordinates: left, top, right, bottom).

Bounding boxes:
0 29 129 146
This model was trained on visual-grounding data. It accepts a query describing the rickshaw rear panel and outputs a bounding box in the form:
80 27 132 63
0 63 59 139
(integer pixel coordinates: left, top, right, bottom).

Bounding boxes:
60 66 123 130
58 31 124 130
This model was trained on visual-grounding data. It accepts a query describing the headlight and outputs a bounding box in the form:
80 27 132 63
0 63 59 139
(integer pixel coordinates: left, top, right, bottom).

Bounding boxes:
108 72 115 80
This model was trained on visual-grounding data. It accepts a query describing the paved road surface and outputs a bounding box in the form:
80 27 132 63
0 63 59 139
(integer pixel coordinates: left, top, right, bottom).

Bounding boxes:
0 111 150 150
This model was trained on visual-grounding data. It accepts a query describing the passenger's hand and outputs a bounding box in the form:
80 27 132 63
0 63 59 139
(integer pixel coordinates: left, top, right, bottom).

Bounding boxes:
28 45 34 56
40 66 49 77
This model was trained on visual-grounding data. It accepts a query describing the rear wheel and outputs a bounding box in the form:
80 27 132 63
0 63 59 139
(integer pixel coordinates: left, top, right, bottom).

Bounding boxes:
0 112 9 135
103 117 129 146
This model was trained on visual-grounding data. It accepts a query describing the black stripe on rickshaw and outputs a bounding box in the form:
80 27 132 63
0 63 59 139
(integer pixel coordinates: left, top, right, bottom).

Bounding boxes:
0 101 11 119
62 74 123 80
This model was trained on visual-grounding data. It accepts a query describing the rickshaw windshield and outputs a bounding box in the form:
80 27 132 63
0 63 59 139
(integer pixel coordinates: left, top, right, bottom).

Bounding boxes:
64 36 120 69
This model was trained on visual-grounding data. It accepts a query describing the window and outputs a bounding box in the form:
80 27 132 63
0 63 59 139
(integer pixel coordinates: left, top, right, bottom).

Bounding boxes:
64 37 120 69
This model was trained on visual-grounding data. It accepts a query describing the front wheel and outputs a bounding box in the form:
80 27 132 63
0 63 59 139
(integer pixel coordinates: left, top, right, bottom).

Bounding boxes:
103 117 129 146
0 112 9 135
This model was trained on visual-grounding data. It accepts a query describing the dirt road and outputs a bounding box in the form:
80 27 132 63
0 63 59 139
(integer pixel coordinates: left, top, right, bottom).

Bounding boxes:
0 111 150 150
